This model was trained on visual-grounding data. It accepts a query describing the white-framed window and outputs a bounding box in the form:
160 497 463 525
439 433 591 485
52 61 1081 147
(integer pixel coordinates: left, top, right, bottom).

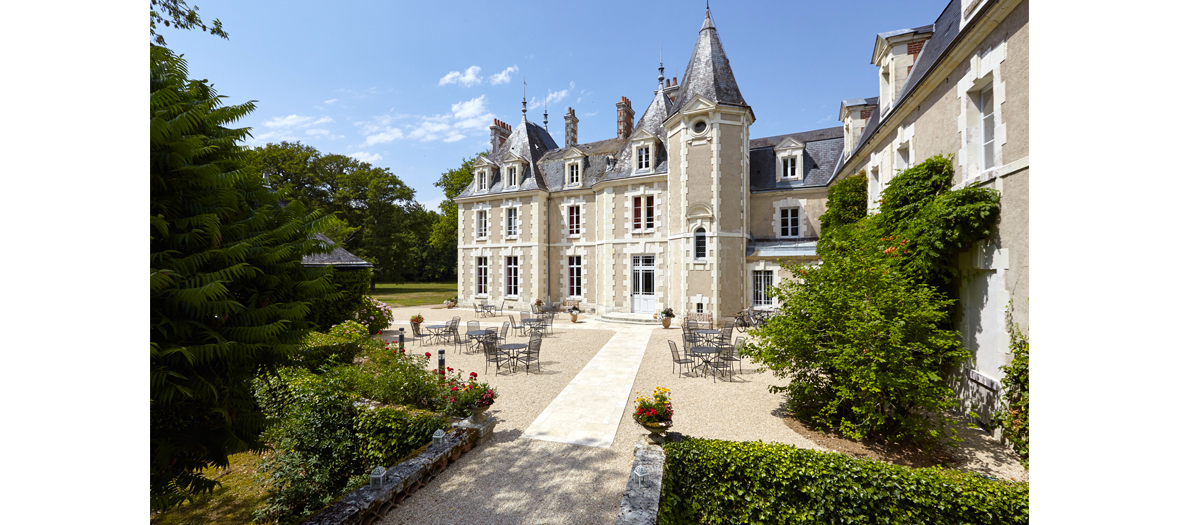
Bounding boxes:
504 256 519 296
753 270 774 307
869 165 881 213
477 169 488 191
476 210 488 239
632 195 655 230
567 162 580 185
694 228 707 259
506 207 518 238
475 257 488 295
506 166 518 187
780 208 800 238
783 157 797 179
568 256 582 297
979 84 995 171
636 146 650 170
568 205 581 236
896 143 910 174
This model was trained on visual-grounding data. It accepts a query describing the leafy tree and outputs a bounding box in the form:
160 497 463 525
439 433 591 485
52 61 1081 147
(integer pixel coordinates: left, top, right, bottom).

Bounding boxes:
150 0 227 47
818 170 867 231
748 155 1001 444
428 153 483 251
149 46 333 510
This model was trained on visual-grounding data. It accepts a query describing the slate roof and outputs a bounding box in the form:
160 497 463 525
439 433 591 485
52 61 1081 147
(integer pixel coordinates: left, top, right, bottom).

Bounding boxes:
536 136 628 192
301 234 374 268
840 96 879 108
669 9 748 115
457 117 559 198
749 126 844 191
837 0 988 179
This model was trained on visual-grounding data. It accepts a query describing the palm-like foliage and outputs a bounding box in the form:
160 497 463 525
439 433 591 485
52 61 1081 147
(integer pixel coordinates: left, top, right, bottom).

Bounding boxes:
149 45 334 511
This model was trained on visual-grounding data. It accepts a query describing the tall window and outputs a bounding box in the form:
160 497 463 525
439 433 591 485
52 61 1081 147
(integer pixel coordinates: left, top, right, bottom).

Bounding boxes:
783 157 797 179
504 256 519 296
507 166 517 187
568 256 582 297
694 228 706 259
753 270 773 306
506 208 518 237
475 257 488 295
476 210 488 238
477 169 487 191
636 146 650 170
632 195 656 230
568 206 581 236
980 84 995 171
568 163 580 184
896 144 910 173
780 208 799 238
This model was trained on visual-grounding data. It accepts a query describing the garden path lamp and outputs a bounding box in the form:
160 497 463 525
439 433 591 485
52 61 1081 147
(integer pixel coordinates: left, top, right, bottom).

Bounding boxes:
635 466 650 487
438 348 445 375
399 327 405 348
432 429 446 448
370 466 387 489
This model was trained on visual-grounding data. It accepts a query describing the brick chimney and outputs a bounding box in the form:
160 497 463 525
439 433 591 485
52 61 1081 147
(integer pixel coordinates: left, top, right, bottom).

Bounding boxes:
665 77 680 103
564 107 578 148
616 96 634 139
489 119 510 154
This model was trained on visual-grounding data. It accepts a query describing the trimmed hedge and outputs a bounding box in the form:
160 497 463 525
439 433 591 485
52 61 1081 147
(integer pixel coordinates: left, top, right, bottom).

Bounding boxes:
307 267 372 330
659 438 1028 525
356 406 448 468
293 321 382 371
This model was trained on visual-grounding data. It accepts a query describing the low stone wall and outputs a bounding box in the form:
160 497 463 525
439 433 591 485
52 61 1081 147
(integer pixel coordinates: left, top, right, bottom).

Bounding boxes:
615 443 666 525
302 416 498 525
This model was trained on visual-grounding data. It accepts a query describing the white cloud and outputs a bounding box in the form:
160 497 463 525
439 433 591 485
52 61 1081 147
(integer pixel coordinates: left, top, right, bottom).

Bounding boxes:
816 115 833 124
264 114 316 128
348 151 383 163
324 98 339 104
529 89 569 110
357 95 494 145
438 66 482 87
584 111 599 117
569 81 575 89
489 65 519 85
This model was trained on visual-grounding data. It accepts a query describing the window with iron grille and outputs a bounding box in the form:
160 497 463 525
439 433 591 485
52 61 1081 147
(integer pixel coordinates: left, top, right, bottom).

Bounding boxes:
476 257 488 295
753 270 773 306
505 256 519 296
694 228 706 259
568 256 582 297
780 208 799 238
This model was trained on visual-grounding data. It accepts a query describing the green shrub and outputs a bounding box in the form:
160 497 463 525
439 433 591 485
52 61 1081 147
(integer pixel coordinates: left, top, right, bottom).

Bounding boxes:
292 321 381 371
997 306 1029 469
356 406 447 468
307 267 372 330
659 438 1028 525
818 170 868 231
355 295 394 335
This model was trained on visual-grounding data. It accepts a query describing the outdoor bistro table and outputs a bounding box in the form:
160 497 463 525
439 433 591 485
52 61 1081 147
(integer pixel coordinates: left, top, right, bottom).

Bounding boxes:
425 324 450 345
695 329 721 346
689 345 719 375
523 318 546 336
466 329 494 344
498 343 527 371
477 304 496 317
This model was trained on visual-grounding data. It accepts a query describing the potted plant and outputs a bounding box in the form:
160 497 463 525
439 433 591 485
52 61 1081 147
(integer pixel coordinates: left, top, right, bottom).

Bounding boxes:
658 307 675 329
409 314 425 337
633 387 674 443
532 298 544 313
445 296 457 309
440 370 498 424
568 304 581 323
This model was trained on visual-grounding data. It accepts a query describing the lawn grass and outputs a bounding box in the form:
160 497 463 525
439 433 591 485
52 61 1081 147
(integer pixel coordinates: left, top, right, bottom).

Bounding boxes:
150 451 273 525
370 281 457 308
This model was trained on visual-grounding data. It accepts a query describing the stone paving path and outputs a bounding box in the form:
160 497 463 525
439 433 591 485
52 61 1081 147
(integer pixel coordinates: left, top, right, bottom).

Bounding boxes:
520 321 651 448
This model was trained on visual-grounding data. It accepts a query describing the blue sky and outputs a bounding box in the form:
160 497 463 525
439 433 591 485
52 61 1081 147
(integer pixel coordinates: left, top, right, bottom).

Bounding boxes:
161 0 951 211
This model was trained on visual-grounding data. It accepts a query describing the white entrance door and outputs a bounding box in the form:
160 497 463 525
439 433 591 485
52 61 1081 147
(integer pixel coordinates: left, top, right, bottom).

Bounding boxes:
631 255 656 313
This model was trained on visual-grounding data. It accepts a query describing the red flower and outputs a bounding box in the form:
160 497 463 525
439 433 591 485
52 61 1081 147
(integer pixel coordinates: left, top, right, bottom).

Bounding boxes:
425 352 432 358
451 386 459 392
447 367 453 372
470 372 478 378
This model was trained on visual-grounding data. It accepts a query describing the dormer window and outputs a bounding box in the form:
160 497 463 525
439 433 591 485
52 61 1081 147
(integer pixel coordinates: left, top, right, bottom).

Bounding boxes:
783 157 797 179
477 169 488 191
507 166 518 187
562 147 587 187
568 163 580 185
637 146 650 170
774 137 804 182
630 129 658 175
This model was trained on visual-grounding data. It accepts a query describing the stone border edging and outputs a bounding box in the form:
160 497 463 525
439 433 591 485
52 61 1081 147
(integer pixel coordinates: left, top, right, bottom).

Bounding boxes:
302 416 498 525
615 443 666 525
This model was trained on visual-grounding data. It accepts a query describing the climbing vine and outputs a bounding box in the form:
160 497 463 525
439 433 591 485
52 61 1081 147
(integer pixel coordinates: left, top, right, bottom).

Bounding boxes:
997 303 1029 469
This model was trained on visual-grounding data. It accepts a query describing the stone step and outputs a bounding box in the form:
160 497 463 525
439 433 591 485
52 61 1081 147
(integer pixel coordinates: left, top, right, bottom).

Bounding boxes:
596 312 664 325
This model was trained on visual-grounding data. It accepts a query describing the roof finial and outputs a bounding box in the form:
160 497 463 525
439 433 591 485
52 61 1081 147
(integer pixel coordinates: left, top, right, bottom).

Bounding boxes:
543 95 549 131
658 43 665 89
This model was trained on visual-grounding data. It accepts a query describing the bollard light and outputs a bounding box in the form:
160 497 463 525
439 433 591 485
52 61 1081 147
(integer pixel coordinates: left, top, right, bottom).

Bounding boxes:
399 327 405 348
635 466 650 486
438 348 446 376
370 466 387 489
432 429 446 448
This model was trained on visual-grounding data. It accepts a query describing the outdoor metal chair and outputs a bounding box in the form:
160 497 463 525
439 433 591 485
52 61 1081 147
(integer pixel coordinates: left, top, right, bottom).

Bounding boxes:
465 320 482 353
542 311 555 335
509 315 527 338
514 333 542 375
447 318 462 349
494 300 505 317
482 333 512 375
667 340 695 378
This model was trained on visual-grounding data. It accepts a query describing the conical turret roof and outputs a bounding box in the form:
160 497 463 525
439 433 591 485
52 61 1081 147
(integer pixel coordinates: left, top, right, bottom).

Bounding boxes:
670 8 748 113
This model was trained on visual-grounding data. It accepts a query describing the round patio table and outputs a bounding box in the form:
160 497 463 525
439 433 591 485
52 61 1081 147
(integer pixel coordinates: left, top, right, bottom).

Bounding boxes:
425 324 449 345
523 318 546 336
498 343 527 371
689 346 719 376
695 329 721 346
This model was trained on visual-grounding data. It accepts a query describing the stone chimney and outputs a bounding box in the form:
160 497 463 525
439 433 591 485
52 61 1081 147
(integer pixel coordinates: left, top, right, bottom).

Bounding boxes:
564 107 578 148
616 96 634 139
490 119 511 154
665 77 680 103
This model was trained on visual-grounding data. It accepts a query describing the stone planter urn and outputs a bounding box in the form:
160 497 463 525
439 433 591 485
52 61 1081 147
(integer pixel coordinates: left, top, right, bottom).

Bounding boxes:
570 313 579 323
661 317 672 329
639 420 672 444
445 301 455 309
469 405 490 424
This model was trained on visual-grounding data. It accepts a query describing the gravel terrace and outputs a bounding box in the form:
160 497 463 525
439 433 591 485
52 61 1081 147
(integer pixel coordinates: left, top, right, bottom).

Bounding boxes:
374 305 1026 523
